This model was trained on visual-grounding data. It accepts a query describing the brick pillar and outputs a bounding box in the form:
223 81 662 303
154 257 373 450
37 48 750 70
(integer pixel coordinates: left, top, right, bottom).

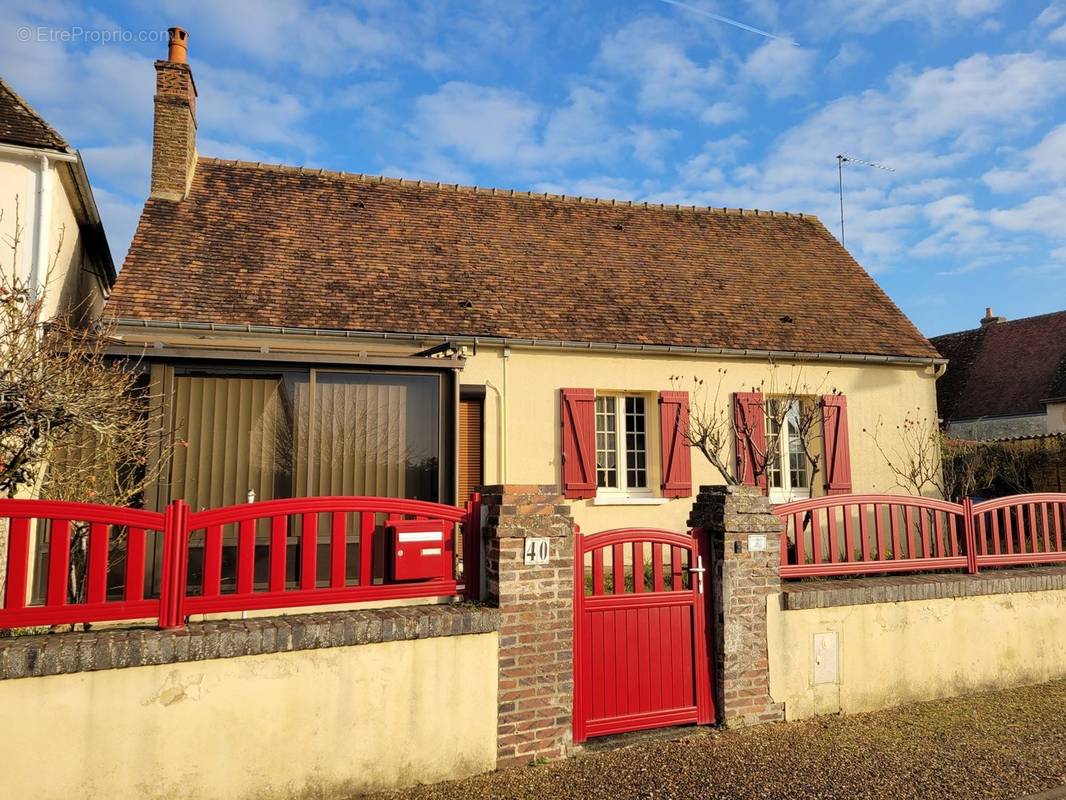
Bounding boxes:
689 485 785 727
481 485 575 767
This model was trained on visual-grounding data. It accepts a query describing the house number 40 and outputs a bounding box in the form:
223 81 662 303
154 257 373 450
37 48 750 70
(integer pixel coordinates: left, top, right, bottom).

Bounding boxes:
524 537 550 565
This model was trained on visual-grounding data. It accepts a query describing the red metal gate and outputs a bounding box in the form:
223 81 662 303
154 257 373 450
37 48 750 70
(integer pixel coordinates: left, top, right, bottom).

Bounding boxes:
572 528 714 743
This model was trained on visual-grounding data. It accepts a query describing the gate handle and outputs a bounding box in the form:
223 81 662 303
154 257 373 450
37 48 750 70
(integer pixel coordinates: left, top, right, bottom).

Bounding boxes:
687 555 706 595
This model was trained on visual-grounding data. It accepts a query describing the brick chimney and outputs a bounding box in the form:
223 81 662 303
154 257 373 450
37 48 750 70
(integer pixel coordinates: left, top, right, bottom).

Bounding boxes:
980 307 1006 326
151 27 197 201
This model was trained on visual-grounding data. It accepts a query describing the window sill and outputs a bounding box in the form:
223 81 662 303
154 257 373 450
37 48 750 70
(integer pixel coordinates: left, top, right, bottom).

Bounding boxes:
592 495 671 506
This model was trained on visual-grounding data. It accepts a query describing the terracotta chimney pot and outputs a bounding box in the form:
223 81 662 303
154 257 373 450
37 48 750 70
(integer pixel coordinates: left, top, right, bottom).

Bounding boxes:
167 27 189 64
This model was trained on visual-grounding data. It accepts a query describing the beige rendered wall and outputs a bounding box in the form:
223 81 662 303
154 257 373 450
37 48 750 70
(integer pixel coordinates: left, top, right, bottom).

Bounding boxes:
0 632 499 800
767 590 1066 722
461 345 941 534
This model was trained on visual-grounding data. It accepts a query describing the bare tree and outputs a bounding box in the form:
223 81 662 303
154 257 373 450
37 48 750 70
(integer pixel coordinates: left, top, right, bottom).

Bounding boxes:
863 409 989 500
673 360 836 489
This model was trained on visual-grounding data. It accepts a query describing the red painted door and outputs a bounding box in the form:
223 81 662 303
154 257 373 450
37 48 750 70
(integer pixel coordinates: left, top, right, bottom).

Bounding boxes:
573 528 715 743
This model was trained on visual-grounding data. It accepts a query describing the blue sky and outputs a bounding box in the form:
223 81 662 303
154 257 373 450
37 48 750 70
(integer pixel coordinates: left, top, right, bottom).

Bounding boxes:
2 1 1065 337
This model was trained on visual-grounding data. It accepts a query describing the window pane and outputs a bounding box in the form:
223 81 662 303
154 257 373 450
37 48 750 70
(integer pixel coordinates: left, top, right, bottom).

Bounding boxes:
786 401 809 489
624 396 648 489
168 374 297 510
595 396 618 488
303 372 440 502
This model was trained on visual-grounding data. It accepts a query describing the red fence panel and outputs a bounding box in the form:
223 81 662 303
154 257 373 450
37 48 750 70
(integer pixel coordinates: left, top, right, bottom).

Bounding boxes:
0 495 478 631
777 494 970 579
778 492 1066 580
0 500 165 628
971 494 1066 569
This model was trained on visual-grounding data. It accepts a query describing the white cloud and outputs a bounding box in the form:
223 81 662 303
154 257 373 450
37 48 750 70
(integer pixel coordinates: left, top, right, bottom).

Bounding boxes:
158 0 401 76
827 43 866 75
597 17 722 114
744 39 816 98
409 82 631 174
658 51 1066 273
1037 2 1066 27
701 101 745 125
990 190 1066 239
1050 23 1066 43
628 126 681 170
195 64 314 153
541 88 621 164
411 82 541 166
81 141 152 197
802 0 1002 33
982 123 1066 192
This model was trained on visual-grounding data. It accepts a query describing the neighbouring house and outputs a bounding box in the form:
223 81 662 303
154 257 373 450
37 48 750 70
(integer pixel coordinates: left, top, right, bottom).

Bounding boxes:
932 308 1066 440
106 29 943 548
0 77 115 321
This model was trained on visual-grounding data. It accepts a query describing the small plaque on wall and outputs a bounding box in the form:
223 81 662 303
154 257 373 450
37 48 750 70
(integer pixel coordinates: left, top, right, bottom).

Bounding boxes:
524 537 550 565
748 534 768 552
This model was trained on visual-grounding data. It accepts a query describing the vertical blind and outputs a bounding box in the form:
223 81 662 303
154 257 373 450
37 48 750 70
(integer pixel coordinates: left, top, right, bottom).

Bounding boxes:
166 370 441 508
169 376 294 511
299 375 409 498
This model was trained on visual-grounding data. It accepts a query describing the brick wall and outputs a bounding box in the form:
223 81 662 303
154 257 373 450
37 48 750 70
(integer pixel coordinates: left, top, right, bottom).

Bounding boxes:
151 60 197 201
690 485 785 727
481 484 575 767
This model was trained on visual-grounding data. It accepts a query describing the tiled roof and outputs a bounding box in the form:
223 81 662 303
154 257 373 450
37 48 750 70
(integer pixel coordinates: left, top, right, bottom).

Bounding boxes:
0 78 68 150
931 310 1066 420
108 158 939 359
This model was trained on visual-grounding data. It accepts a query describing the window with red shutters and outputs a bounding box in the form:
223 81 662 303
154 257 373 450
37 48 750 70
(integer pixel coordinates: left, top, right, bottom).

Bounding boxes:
658 391 692 498
821 394 853 495
733 391 767 490
560 388 596 499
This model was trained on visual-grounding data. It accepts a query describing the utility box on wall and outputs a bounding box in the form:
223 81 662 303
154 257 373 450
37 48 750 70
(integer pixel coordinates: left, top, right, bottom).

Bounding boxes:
389 521 448 581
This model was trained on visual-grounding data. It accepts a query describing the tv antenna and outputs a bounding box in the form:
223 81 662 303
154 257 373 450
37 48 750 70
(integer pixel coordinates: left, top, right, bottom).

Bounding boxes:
836 154 895 247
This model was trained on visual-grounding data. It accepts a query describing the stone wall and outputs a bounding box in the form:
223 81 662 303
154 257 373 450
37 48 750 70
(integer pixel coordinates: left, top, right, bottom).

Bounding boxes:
690 485 785 727
481 484 575 767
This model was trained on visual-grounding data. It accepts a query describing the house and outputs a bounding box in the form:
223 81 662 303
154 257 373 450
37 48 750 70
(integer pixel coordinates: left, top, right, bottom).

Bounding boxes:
106 29 943 538
0 77 115 322
931 308 1066 440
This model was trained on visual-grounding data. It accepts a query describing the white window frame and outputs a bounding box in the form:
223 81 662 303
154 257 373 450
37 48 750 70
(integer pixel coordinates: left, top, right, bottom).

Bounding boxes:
594 393 657 501
766 398 812 505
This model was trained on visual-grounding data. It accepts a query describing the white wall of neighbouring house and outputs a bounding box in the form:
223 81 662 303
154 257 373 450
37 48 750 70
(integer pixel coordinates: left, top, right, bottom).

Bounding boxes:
461 345 941 535
1047 402 1066 435
0 152 107 321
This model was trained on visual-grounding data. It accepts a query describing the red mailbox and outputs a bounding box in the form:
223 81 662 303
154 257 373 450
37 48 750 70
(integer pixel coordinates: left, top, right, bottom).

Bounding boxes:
388 520 449 582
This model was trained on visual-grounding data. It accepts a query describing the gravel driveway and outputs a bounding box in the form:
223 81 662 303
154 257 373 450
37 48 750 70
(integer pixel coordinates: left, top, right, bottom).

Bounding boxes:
372 679 1066 800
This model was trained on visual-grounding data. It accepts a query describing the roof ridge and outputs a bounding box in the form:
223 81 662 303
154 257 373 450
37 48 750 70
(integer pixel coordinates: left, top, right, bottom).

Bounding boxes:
932 307 1066 339
195 156 816 220
0 77 69 150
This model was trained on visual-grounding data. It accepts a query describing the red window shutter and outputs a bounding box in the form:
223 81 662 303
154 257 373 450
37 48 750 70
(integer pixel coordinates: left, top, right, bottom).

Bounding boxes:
658 391 692 499
733 392 766 490
560 388 596 499
821 394 853 495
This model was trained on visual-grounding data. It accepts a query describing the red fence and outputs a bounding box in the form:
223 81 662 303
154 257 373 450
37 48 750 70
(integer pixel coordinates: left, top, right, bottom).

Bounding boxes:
0 494 481 630
778 493 1066 579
